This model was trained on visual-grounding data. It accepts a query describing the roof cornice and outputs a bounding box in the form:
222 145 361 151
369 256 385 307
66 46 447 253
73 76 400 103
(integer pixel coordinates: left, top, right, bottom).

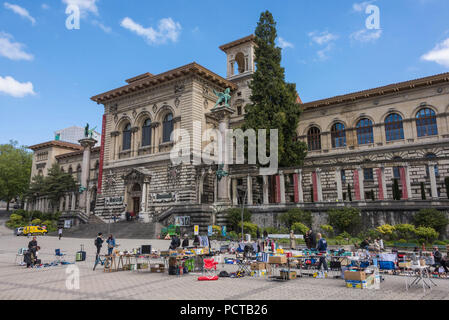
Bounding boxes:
91 62 237 104
219 35 256 52
28 141 83 151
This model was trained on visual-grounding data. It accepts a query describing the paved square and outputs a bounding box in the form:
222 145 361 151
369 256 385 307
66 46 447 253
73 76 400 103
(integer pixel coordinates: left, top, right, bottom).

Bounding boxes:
1 223 448 301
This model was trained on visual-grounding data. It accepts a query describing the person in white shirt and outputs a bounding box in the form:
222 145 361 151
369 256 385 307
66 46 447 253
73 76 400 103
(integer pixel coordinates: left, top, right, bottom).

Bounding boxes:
58 228 63 240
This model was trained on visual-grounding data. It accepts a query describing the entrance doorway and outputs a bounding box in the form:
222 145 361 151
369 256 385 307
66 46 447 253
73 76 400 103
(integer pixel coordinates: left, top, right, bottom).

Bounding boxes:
133 197 140 215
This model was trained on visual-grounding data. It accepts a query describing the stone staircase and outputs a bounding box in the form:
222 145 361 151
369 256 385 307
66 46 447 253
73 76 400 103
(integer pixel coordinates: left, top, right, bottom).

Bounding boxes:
48 220 158 239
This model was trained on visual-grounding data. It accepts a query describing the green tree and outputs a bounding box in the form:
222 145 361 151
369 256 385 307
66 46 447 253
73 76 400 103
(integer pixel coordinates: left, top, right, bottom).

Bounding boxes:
226 208 252 232
394 224 416 241
0 141 32 211
278 209 313 229
414 226 439 244
327 207 362 236
242 11 307 167
413 208 448 235
292 222 309 235
26 163 77 211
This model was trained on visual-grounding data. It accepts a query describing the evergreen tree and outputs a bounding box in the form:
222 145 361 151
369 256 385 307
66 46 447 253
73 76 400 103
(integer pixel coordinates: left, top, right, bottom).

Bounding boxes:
243 11 307 167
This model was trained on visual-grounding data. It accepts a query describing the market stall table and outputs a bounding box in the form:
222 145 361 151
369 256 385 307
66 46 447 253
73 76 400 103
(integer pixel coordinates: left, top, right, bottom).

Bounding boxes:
405 265 437 293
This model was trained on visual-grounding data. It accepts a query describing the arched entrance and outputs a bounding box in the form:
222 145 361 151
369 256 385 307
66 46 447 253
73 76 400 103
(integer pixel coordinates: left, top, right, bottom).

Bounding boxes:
128 183 142 215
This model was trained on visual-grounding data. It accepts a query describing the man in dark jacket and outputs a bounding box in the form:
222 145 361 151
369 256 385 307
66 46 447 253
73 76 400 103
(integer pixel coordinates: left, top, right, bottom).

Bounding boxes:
433 247 449 273
316 233 329 273
182 234 189 248
95 233 104 260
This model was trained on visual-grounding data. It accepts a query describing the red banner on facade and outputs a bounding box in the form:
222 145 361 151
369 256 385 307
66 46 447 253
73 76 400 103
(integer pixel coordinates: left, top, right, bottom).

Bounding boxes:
354 170 360 201
376 168 384 200
400 167 408 199
97 114 106 194
275 175 281 203
312 172 318 202
293 173 299 203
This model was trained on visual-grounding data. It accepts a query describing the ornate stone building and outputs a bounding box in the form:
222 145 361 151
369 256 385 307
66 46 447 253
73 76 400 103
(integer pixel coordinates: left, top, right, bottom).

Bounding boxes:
28 35 449 232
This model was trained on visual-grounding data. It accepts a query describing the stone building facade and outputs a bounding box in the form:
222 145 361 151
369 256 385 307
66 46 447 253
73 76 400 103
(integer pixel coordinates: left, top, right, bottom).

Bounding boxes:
28 35 449 232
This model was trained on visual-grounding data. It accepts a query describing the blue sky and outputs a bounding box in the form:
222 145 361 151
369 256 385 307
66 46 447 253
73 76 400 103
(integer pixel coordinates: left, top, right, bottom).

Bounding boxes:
1 0 449 147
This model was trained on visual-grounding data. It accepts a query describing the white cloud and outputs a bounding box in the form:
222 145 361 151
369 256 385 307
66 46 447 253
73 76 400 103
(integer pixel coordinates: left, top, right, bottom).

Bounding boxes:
352 1 374 12
92 20 111 33
350 29 382 43
62 0 98 17
120 17 182 45
4 2 36 25
278 37 294 49
41 3 50 10
421 38 449 68
0 32 33 61
308 31 338 45
0 75 35 98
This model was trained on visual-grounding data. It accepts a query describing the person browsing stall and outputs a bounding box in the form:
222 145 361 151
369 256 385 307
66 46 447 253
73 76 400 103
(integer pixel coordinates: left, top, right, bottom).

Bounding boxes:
106 234 116 256
316 233 329 274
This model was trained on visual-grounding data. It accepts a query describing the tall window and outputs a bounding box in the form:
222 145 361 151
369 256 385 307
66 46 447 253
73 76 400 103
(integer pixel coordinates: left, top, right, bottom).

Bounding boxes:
385 113 404 141
163 113 174 143
364 168 374 181
356 118 374 145
307 127 321 151
393 156 402 179
122 123 132 150
142 119 152 147
331 123 346 148
416 108 438 137
341 169 346 184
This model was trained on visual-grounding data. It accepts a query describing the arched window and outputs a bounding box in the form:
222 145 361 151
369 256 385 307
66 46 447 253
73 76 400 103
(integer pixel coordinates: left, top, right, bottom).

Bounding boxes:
162 113 174 143
142 119 152 147
356 118 374 145
425 153 439 177
132 183 141 192
416 108 438 137
385 113 404 141
122 123 131 150
307 127 321 151
331 123 346 148
68 166 73 175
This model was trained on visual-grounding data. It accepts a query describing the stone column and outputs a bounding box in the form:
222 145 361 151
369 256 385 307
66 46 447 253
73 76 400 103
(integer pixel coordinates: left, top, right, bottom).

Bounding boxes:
429 161 438 199
86 190 91 214
296 169 304 202
141 182 147 212
247 175 253 205
78 138 97 214
335 168 343 201
377 166 388 200
212 106 234 203
263 175 269 205
71 192 76 210
357 167 365 201
279 171 286 204
405 164 413 200
316 169 323 202
59 197 64 212
232 179 238 205
65 194 70 211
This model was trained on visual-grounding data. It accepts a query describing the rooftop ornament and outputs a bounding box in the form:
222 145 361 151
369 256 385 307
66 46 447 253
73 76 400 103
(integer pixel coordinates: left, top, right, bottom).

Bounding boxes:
213 88 231 109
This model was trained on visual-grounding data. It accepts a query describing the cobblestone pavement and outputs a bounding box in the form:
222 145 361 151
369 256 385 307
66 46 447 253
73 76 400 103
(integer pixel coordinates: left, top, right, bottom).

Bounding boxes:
0 226 448 300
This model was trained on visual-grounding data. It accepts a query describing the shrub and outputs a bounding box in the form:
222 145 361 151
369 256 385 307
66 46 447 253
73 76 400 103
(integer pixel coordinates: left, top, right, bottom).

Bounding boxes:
339 231 351 240
413 209 448 235
31 218 42 225
279 209 313 229
228 231 238 240
394 224 416 241
327 207 361 235
238 222 258 238
292 222 309 235
226 208 252 232
320 225 334 237
376 224 396 240
414 226 439 244
9 213 23 222
434 240 446 246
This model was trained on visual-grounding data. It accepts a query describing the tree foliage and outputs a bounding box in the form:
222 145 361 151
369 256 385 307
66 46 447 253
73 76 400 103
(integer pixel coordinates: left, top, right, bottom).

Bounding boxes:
242 11 307 167
413 209 448 235
292 222 309 235
0 141 32 211
226 208 252 232
26 163 77 209
278 208 312 229
327 207 361 235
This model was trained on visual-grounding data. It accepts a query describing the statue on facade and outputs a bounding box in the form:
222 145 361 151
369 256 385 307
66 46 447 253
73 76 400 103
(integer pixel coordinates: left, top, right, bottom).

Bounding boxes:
213 88 231 108
84 123 89 138
216 164 228 181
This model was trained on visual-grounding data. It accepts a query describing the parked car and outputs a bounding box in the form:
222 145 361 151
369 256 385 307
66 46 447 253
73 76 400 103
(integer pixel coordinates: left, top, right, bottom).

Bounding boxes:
14 227 24 236
22 226 48 236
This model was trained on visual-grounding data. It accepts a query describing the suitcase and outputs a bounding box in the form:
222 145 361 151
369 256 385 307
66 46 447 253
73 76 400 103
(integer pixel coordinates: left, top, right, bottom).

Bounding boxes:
76 245 86 262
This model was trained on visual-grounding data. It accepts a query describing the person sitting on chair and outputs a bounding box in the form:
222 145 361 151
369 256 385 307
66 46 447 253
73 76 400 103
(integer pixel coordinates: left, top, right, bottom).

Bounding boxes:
433 247 449 273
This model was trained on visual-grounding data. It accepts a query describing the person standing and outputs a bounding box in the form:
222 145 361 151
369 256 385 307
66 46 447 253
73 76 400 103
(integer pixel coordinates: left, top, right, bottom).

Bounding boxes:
182 234 189 248
289 230 296 250
58 227 63 240
433 246 449 273
106 234 116 256
95 233 104 260
28 237 38 266
263 230 268 240
316 233 329 274
256 228 260 240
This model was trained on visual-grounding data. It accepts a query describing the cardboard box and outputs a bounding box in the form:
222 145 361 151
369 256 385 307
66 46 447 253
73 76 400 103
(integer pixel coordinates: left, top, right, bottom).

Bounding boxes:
344 271 366 281
398 262 411 268
269 256 287 264
280 271 297 280
251 262 266 270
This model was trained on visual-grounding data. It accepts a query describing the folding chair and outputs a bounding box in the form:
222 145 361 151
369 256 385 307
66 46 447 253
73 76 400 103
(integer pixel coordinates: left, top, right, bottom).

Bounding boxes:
15 248 27 265
55 249 66 262
198 258 219 281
